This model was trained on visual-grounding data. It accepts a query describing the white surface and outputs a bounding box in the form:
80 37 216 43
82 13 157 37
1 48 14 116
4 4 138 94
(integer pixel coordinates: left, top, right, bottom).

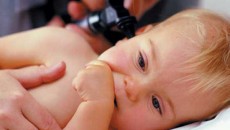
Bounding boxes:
198 0 230 17
172 107 230 130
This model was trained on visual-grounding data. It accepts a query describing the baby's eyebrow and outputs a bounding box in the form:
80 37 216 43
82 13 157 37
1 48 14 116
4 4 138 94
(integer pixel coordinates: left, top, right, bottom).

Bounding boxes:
148 39 157 63
148 39 162 71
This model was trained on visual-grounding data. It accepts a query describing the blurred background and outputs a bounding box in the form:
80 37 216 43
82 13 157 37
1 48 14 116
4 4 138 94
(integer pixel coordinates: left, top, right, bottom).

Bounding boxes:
0 0 229 36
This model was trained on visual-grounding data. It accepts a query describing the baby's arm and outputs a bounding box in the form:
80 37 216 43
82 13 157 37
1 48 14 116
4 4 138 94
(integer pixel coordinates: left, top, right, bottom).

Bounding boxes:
65 60 114 130
0 27 78 69
0 27 49 68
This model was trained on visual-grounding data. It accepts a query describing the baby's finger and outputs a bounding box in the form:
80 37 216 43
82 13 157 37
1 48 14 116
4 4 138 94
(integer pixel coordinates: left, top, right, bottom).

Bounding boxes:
86 60 110 68
72 69 85 90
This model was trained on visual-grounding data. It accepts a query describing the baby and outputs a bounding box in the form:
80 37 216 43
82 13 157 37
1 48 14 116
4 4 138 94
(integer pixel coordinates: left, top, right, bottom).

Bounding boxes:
0 9 229 130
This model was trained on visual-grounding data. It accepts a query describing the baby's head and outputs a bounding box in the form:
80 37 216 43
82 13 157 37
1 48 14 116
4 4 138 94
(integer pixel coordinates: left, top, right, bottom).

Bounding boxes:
99 9 230 130
168 9 230 111
160 8 230 128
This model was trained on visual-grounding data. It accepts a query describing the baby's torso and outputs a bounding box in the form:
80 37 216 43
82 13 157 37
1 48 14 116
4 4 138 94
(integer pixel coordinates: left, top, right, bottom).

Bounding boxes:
29 33 98 127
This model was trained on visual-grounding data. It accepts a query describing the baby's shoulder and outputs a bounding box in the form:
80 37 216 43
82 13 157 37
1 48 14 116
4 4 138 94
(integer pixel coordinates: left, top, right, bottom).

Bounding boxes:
38 27 96 58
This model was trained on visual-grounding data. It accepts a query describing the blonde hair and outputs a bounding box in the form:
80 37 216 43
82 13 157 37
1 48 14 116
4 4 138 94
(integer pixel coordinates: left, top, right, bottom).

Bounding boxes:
172 9 230 110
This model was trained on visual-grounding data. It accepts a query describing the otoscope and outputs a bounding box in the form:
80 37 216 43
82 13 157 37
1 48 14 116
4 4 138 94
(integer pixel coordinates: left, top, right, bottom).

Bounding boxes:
70 0 137 43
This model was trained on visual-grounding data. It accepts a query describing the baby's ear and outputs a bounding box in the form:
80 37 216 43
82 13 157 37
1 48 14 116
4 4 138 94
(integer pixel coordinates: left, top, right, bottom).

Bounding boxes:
136 24 153 35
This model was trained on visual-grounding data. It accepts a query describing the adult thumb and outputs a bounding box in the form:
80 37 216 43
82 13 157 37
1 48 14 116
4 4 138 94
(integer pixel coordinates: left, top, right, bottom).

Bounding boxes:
6 61 66 89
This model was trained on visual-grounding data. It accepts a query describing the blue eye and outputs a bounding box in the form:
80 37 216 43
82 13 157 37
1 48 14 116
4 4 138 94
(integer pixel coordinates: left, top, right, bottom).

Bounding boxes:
152 96 162 114
138 52 145 71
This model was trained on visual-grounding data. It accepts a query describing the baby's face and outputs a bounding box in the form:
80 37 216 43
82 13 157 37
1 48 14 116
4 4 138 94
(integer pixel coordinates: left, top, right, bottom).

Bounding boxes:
99 19 219 130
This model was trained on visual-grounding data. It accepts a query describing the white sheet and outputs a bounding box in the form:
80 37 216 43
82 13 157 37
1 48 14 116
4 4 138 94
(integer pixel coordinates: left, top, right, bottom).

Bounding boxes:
172 107 230 130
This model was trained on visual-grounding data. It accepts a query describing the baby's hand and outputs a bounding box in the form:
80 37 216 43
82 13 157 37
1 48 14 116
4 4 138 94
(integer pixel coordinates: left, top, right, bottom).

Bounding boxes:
73 60 114 103
67 60 114 130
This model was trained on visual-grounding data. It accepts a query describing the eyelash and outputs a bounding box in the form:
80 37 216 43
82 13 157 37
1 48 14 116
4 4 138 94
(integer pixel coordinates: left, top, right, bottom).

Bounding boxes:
138 52 146 71
152 96 162 114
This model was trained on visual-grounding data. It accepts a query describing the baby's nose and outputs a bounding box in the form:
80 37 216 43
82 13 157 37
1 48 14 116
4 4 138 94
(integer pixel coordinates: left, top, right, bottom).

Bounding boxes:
124 76 142 102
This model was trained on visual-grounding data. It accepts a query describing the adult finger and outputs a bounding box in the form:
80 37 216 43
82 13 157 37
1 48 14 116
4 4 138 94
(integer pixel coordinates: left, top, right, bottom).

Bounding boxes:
7 62 66 89
126 0 159 19
0 92 61 130
7 115 38 130
0 73 62 130
21 93 62 130
68 0 105 20
68 1 87 20
82 0 105 11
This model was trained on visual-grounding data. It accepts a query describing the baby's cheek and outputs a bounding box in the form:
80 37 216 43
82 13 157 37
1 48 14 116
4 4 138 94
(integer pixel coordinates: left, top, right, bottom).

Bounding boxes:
113 106 156 130
99 47 130 72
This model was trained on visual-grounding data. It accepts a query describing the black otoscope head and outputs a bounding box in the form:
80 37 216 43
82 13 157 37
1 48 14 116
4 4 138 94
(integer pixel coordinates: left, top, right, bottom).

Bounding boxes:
116 15 136 39
74 0 137 42
107 0 137 38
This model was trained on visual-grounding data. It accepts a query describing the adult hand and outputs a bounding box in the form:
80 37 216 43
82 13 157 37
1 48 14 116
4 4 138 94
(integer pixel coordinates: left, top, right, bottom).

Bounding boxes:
0 62 65 130
65 0 159 54
68 0 159 20
65 0 108 54
48 0 105 27
47 0 110 54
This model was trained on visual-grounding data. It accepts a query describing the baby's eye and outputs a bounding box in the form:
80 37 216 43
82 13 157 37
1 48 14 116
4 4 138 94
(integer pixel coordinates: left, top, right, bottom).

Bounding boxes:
138 52 146 71
152 96 162 114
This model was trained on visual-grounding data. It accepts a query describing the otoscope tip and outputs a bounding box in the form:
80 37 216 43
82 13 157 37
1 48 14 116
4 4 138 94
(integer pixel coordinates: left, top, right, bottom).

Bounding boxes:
125 28 135 38
117 16 137 39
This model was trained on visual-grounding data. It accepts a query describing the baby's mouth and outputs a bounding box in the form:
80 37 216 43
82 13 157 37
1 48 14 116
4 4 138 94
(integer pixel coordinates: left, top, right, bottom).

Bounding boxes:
114 98 118 108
